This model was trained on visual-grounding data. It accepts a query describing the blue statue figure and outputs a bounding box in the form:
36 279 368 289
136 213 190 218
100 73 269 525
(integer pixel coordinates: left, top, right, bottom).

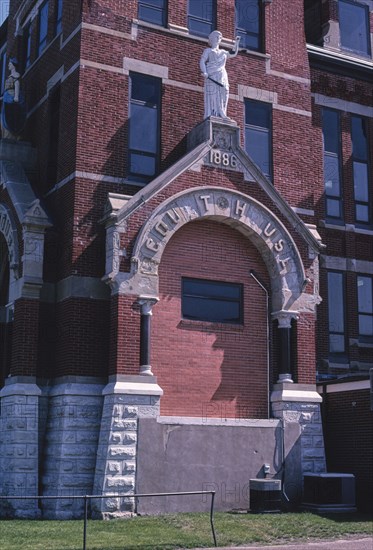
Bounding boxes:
1 58 26 140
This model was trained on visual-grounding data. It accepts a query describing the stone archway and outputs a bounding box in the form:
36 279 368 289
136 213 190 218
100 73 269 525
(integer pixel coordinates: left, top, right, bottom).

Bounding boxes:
114 187 308 315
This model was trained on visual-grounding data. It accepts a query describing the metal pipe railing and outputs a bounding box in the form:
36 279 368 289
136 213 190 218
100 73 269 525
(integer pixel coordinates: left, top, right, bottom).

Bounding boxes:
0 490 217 549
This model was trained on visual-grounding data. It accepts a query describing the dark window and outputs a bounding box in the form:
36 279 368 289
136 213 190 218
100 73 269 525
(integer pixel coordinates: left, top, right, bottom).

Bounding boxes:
357 275 373 340
23 22 32 70
38 0 49 56
245 99 272 180
138 0 167 26
0 49 6 94
129 72 161 181
339 0 371 56
182 278 243 324
235 0 262 51
351 115 371 224
327 271 346 354
322 108 343 220
188 0 216 37
55 0 63 35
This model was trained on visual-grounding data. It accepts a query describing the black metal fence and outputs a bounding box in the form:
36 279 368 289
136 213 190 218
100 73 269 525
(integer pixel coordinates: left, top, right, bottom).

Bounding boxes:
0 490 217 549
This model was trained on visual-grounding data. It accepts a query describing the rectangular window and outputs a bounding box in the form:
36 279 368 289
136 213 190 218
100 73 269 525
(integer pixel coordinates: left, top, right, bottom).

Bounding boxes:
357 276 373 340
322 108 343 220
55 0 63 35
327 271 346 354
235 0 262 51
23 22 32 70
129 72 161 181
0 49 6 94
38 0 49 56
138 0 167 27
245 99 272 180
351 115 371 224
188 0 216 37
182 278 243 324
339 0 371 57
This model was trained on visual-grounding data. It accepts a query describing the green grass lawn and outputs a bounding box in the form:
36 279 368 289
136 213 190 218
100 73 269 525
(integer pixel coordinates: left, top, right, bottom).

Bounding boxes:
0 511 372 550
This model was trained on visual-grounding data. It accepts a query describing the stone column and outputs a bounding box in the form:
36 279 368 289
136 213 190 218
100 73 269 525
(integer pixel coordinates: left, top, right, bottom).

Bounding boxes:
92 375 163 519
138 297 158 376
271 384 326 506
0 376 41 518
272 311 299 383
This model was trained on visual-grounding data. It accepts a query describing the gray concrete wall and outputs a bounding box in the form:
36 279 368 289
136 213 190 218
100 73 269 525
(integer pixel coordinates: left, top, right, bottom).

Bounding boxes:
136 417 291 514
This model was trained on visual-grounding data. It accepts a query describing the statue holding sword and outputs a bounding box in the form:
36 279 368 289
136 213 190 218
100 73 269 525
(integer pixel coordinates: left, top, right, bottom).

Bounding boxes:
200 31 240 120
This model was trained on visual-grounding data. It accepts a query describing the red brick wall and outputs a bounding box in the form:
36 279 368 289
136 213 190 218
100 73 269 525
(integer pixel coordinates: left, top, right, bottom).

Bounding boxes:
152 219 271 418
54 298 109 378
321 387 373 511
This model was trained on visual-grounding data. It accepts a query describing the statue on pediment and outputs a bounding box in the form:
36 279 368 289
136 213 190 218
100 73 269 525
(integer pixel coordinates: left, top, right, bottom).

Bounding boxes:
0 58 26 141
200 31 240 120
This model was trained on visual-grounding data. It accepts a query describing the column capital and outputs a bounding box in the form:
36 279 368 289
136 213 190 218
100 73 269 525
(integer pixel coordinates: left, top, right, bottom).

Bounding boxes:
272 310 299 328
137 296 159 315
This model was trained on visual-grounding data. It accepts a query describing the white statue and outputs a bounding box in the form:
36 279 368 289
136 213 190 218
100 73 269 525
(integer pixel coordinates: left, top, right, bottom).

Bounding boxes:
200 31 240 120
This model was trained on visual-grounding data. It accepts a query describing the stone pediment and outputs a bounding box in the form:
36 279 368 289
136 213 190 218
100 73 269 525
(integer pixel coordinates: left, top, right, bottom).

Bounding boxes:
114 118 323 254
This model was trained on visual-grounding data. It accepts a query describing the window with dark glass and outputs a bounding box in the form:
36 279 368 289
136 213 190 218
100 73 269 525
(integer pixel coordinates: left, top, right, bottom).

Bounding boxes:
23 22 32 70
138 0 167 26
188 0 216 37
245 99 272 180
327 271 346 354
339 0 371 56
357 275 373 340
322 108 343 220
55 0 63 35
351 115 371 224
182 278 243 324
38 0 49 55
0 49 6 94
235 0 262 51
129 72 161 181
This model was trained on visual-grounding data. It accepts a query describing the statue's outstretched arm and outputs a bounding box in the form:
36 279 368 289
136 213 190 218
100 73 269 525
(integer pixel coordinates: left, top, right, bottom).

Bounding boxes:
228 36 241 58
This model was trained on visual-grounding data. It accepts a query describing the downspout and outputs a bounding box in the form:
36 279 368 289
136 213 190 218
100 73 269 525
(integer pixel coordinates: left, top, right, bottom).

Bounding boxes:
249 270 270 419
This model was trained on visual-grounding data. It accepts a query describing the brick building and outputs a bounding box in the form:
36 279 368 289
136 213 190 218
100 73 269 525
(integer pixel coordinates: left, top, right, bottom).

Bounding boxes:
0 0 371 518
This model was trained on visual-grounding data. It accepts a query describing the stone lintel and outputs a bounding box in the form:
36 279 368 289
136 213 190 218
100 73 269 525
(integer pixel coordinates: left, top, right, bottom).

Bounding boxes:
270 383 322 403
104 375 163 396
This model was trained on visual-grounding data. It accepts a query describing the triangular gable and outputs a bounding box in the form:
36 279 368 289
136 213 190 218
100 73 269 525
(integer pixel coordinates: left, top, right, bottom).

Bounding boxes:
115 117 324 253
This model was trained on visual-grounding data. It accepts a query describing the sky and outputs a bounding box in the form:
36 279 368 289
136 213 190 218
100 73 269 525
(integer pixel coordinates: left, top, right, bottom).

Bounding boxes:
0 1 9 26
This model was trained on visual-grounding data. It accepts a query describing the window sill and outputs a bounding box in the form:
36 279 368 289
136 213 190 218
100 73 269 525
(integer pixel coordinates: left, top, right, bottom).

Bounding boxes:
319 221 373 236
178 319 244 331
132 19 268 61
349 338 373 349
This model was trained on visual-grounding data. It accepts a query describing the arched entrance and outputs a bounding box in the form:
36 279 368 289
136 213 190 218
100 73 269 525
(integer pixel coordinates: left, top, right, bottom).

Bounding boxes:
152 218 271 418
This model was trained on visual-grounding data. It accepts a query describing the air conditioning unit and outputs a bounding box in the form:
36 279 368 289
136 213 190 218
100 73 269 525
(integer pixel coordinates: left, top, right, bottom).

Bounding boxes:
249 479 282 513
302 473 356 513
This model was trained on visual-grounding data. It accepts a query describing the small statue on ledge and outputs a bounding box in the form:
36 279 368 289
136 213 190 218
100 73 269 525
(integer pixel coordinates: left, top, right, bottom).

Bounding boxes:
0 58 26 141
200 31 240 121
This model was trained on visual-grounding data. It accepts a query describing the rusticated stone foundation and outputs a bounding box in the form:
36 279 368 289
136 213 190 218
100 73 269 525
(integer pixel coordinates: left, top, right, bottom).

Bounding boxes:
41 377 105 519
92 375 162 519
0 377 41 518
